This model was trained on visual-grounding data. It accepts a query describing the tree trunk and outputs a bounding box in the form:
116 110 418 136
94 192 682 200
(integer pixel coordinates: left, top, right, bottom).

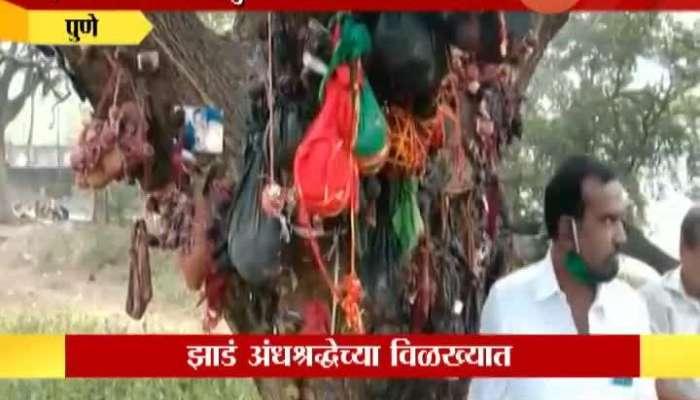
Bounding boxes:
0 113 16 223
58 12 568 400
25 89 36 166
92 190 109 224
621 222 679 274
0 48 42 223
0 139 12 223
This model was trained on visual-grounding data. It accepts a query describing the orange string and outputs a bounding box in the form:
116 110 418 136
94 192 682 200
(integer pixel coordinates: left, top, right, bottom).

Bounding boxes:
386 106 429 176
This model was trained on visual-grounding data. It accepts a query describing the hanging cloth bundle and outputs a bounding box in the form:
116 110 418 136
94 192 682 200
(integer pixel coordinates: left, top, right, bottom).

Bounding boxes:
320 14 388 176
125 219 153 319
70 52 154 190
390 178 424 255
355 77 389 175
70 56 124 189
178 191 213 291
294 15 366 219
294 14 374 332
328 15 389 175
293 63 359 219
227 129 283 287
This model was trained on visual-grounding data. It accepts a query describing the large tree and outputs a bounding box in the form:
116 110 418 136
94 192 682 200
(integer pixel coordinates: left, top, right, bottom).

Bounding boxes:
57 12 568 400
502 12 700 273
0 43 69 222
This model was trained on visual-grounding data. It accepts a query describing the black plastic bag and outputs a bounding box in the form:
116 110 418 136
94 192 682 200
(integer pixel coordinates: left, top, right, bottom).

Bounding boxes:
368 12 448 103
442 12 480 52
443 12 512 63
226 129 282 287
273 99 310 172
358 178 405 327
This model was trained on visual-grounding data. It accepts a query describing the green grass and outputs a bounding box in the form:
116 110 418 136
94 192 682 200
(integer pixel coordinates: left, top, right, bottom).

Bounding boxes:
0 376 258 400
0 313 261 400
25 223 195 308
0 220 261 400
150 249 195 307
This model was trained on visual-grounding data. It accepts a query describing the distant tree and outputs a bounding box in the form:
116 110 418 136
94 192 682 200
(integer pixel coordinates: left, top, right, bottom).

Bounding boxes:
0 43 70 222
502 13 700 272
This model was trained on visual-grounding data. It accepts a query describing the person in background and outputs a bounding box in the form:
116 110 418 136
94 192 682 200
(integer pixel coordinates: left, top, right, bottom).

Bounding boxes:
640 206 700 400
468 155 656 400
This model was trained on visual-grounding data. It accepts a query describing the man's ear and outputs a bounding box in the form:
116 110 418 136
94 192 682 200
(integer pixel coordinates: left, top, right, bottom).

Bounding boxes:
680 241 690 261
557 216 575 248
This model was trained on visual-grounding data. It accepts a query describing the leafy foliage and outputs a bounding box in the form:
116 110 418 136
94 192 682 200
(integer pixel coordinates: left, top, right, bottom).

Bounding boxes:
502 13 700 227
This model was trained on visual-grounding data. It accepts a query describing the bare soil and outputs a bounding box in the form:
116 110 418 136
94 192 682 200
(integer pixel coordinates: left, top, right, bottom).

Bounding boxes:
0 221 229 334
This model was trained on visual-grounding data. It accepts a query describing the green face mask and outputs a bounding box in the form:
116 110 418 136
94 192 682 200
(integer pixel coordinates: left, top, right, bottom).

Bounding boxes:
564 251 609 286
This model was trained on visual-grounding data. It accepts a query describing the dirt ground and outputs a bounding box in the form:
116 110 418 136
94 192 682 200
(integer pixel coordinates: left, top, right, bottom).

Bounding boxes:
0 221 230 334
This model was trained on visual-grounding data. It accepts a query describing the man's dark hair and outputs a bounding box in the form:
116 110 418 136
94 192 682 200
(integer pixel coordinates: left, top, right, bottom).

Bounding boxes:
681 206 700 249
544 155 616 239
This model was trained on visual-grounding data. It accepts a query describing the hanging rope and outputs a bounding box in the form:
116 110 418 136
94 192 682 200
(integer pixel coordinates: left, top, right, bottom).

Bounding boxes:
340 186 364 333
93 50 121 121
266 12 276 185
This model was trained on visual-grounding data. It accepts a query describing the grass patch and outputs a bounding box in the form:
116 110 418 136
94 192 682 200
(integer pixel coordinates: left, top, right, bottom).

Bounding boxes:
0 313 260 400
150 249 194 308
0 223 258 398
21 222 196 309
0 374 258 400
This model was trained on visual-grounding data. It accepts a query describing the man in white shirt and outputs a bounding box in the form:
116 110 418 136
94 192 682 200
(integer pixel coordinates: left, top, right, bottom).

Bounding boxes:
468 155 657 400
640 206 700 400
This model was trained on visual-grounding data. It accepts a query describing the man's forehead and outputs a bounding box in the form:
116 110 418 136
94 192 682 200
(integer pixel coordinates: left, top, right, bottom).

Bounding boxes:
582 177 629 213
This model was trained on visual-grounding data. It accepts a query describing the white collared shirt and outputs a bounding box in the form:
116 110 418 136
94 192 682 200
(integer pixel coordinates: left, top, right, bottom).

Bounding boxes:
468 253 657 400
640 266 700 398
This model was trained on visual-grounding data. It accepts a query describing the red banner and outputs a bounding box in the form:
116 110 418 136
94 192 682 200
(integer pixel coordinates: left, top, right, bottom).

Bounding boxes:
64 334 639 378
4 0 700 10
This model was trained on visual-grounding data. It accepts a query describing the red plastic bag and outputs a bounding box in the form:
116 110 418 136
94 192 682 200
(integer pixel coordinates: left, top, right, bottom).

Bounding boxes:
293 64 359 218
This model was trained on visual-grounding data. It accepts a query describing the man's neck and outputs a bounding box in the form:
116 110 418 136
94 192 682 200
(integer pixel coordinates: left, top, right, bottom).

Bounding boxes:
551 247 596 299
551 247 596 334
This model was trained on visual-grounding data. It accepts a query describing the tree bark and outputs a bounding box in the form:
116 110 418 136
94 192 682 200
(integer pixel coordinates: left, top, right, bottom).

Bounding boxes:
58 12 569 400
621 222 679 274
59 12 252 191
516 13 570 95
511 219 679 275
0 46 43 223
0 139 11 223
25 89 36 165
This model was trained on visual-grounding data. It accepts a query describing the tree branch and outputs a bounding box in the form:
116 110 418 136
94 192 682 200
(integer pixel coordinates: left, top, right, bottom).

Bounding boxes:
621 222 679 274
516 13 570 95
0 60 21 103
512 220 679 274
1 45 41 70
6 67 40 121
607 62 627 166
0 42 19 62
